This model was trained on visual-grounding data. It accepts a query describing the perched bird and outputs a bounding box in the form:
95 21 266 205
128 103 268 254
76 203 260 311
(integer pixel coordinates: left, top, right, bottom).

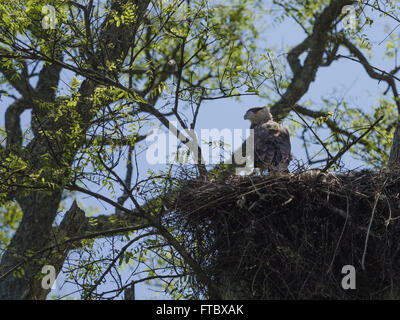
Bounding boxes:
244 106 291 173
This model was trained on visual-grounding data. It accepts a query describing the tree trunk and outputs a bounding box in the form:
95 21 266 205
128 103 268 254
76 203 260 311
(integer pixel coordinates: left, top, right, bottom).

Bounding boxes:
0 191 62 299
389 121 400 167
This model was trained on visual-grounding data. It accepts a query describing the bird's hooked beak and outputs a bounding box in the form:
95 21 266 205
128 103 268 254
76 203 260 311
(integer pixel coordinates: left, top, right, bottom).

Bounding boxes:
244 111 254 120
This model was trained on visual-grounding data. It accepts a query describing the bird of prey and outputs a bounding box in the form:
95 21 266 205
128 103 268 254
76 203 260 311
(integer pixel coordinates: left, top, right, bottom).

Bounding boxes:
244 106 291 173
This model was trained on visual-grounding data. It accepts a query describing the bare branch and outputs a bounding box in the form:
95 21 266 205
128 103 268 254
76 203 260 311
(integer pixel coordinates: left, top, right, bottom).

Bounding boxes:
322 116 384 171
270 0 356 121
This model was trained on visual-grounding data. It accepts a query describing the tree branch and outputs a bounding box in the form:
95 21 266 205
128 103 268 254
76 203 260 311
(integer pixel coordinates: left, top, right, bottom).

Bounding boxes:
270 0 355 121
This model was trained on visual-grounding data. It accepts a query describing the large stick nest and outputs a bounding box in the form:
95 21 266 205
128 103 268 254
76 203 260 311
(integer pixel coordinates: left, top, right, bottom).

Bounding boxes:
168 169 400 299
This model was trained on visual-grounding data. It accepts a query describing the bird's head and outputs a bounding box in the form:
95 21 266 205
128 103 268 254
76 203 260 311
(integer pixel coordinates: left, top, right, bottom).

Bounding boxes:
244 106 273 124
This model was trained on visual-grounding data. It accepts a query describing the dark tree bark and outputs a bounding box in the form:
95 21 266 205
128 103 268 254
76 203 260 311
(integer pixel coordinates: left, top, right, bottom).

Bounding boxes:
0 192 62 299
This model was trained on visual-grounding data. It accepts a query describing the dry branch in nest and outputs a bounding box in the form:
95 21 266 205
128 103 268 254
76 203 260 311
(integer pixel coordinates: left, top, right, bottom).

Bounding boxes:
167 168 400 299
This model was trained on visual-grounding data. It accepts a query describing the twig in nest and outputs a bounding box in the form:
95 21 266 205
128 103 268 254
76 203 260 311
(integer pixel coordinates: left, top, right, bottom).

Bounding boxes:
327 196 349 274
361 177 388 270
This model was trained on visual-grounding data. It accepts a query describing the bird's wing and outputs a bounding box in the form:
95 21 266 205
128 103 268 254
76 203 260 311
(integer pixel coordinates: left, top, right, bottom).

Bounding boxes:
254 124 276 166
256 121 291 167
